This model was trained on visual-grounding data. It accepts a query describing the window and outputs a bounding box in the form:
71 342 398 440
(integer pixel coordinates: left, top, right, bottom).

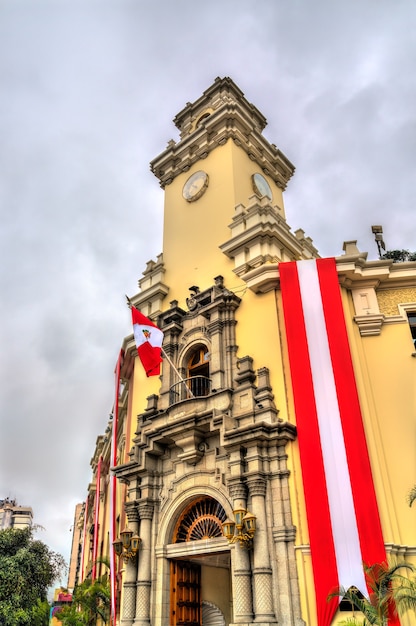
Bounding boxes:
169 345 211 404
173 497 226 543
339 587 364 612
196 111 211 128
186 346 210 397
407 312 416 347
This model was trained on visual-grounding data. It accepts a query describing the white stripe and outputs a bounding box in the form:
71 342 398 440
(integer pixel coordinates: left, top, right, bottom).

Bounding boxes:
133 323 164 348
297 260 367 594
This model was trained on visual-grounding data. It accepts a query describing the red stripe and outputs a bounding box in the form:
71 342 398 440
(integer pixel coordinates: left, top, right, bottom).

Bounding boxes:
317 259 386 562
80 496 89 582
92 456 102 581
279 261 339 626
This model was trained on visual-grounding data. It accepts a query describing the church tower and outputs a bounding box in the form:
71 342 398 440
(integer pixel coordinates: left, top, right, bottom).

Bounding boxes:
137 76 318 315
113 77 316 626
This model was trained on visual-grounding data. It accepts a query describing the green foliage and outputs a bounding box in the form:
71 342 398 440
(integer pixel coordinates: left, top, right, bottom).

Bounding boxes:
329 561 416 625
381 249 416 262
58 562 111 626
0 526 66 626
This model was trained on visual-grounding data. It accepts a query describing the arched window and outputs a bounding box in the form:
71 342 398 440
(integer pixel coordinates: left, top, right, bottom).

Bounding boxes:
173 497 227 543
195 111 211 128
186 346 210 398
169 345 211 404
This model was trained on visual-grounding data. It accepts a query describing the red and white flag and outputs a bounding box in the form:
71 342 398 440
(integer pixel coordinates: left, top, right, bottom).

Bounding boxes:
132 307 163 377
279 258 396 626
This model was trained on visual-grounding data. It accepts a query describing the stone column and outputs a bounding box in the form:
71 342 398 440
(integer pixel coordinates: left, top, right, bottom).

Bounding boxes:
121 502 139 626
270 442 304 626
228 481 254 625
133 502 154 626
247 476 277 624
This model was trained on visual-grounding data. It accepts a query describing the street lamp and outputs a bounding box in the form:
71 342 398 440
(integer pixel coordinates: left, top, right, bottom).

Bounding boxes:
222 509 256 548
113 528 141 562
371 225 386 257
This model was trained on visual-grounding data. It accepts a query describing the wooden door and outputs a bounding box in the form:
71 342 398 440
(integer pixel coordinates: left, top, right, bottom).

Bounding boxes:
170 560 201 626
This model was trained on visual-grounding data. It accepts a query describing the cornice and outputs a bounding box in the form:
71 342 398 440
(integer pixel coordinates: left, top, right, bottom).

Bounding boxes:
173 76 267 137
220 218 304 263
336 255 416 289
240 250 416 295
222 419 297 448
150 100 295 190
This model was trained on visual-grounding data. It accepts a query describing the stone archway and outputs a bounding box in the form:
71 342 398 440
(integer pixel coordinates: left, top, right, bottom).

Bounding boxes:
167 496 231 626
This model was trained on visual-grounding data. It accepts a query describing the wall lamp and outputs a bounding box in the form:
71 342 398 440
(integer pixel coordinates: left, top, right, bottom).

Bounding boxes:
222 508 257 548
113 527 141 562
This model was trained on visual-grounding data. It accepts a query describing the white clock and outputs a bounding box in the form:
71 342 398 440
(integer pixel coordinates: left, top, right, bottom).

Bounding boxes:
252 173 273 201
182 170 209 202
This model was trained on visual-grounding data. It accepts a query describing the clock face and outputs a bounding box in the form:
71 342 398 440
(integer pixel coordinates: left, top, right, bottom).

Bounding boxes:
182 170 209 202
252 173 273 201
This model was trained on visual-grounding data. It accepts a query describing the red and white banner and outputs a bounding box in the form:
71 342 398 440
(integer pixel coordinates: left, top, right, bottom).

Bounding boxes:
91 456 102 581
279 258 395 626
109 349 124 625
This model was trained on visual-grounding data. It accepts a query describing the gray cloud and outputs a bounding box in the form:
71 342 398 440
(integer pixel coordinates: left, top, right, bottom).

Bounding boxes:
1 0 415 573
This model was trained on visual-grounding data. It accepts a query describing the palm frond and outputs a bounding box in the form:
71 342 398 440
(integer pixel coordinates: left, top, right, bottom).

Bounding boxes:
394 579 416 614
328 560 416 626
335 619 363 626
408 485 416 507
329 586 379 624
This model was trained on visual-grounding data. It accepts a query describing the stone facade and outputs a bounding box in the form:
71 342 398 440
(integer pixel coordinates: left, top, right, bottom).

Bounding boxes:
70 78 416 626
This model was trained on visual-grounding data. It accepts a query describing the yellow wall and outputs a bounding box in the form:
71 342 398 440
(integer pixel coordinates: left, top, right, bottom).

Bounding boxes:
277 283 416 626
162 140 284 308
201 564 231 625
346 296 416 551
159 139 289 424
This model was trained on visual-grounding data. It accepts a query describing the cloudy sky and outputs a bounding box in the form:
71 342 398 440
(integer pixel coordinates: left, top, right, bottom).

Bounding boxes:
1 0 415 578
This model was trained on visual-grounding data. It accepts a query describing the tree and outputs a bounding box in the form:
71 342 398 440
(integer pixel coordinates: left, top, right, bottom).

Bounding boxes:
328 561 416 625
58 559 111 626
0 526 66 626
381 250 416 262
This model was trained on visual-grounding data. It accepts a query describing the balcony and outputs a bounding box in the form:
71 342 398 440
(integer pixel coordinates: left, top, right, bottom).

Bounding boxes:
169 376 212 405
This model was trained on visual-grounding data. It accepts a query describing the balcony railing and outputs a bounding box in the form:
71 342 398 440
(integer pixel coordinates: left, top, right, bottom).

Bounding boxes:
169 376 212 405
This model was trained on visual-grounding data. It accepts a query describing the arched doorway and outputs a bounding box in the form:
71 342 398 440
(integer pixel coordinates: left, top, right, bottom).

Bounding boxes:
169 497 229 626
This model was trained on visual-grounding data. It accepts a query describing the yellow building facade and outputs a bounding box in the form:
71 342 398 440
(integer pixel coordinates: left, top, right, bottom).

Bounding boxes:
72 77 416 626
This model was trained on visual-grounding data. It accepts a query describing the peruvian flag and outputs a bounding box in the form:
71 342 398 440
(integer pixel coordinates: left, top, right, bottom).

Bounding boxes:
132 307 163 377
279 258 397 626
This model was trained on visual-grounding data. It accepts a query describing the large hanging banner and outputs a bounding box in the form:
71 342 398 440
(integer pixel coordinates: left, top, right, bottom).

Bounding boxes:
279 258 396 626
